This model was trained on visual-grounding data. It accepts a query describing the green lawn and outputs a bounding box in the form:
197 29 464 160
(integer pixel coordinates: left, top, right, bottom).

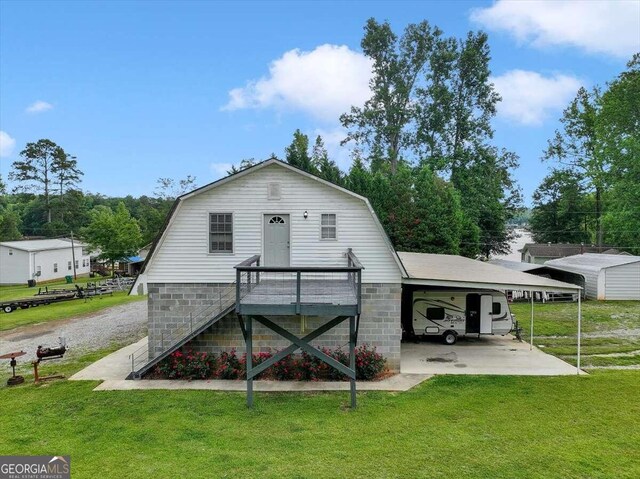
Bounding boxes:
510 300 640 369
1 275 103 301
0 351 638 478
0 291 145 331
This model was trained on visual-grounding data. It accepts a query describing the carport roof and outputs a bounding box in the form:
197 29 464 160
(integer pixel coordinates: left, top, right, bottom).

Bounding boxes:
398 252 581 293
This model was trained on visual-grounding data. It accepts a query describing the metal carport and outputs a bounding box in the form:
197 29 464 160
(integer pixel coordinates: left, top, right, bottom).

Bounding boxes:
397 252 584 374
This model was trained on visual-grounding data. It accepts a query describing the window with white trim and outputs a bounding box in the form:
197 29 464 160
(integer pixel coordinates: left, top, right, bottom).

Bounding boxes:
209 213 233 253
75 260 79 269
53 263 58 273
68 261 72 270
321 213 337 240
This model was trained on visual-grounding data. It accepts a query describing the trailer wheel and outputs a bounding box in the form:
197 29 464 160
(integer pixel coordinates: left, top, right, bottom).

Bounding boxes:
3 305 15 313
442 331 457 345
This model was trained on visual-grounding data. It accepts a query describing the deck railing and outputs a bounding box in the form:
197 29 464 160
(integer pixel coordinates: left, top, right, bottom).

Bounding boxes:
234 249 363 316
128 284 236 377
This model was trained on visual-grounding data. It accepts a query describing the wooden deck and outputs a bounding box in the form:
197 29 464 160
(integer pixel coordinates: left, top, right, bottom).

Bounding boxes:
238 278 359 316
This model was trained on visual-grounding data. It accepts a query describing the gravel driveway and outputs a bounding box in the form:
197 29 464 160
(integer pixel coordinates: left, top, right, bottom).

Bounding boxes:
0 301 147 373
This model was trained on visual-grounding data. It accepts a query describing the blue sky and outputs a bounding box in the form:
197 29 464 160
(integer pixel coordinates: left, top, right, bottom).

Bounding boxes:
1 1 638 204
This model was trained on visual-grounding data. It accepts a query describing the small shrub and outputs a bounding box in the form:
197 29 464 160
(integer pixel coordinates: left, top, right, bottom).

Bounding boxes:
241 350 273 379
155 350 215 380
153 344 387 381
271 353 298 380
326 347 350 381
323 345 387 381
355 344 386 380
216 349 244 379
297 350 329 381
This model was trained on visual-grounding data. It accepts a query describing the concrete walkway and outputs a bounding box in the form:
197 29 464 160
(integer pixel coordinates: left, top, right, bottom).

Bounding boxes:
70 337 432 392
94 374 431 392
70 337 147 381
71 333 584 393
401 335 584 375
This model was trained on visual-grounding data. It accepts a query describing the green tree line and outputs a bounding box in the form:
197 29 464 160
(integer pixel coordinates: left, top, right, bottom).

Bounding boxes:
530 54 640 252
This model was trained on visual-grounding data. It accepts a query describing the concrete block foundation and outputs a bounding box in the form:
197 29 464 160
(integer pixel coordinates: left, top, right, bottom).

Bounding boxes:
148 282 402 371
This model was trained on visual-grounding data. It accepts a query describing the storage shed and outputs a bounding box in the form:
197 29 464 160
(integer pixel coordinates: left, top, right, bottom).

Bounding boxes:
545 254 640 300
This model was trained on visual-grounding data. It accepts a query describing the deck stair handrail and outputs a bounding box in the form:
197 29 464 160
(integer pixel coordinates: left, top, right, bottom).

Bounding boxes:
127 283 236 379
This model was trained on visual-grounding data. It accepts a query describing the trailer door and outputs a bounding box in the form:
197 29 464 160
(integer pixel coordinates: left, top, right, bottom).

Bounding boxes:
480 295 493 334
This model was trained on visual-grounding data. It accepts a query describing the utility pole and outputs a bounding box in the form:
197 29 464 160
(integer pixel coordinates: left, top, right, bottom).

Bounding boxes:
70 231 77 281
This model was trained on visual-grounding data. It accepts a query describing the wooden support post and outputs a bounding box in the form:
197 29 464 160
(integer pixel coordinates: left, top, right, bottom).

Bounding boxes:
350 315 356 409
235 269 241 311
295 271 301 315
246 315 253 409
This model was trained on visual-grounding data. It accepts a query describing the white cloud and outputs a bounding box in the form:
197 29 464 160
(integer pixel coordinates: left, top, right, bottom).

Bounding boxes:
222 44 372 121
471 0 640 58
0 131 16 157
492 70 583 125
26 100 53 113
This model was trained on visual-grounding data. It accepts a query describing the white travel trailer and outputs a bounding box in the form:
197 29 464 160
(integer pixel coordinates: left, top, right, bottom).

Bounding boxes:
406 289 514 344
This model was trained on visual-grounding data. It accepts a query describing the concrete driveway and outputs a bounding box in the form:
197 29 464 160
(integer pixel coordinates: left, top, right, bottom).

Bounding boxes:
401 335 581 376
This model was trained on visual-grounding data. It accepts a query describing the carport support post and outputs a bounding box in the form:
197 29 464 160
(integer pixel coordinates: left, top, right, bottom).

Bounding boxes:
577 293 582 375
530 291 534 351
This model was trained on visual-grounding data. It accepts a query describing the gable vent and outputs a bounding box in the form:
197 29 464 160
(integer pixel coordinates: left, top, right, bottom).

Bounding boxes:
267 182 281 200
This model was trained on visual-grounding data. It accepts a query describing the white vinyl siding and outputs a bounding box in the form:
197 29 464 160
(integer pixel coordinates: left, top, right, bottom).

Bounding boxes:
209 213 233 253
0 243 91 284
321 214 337 240
146 163 402 284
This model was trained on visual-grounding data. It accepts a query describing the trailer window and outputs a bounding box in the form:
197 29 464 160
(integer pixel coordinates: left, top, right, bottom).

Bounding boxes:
492 302 501 315
426 307 445 320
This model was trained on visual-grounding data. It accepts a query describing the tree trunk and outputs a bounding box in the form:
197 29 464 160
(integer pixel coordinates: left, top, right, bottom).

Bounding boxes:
44 158 51 223
59 178 64 222
595 186 603 247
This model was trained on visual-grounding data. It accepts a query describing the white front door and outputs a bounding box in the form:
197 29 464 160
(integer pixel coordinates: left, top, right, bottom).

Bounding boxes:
480 295 493 334
263 214 290 267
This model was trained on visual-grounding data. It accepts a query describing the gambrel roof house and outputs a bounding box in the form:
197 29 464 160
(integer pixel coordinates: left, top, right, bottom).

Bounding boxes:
130 159 580 402
130 159 406 391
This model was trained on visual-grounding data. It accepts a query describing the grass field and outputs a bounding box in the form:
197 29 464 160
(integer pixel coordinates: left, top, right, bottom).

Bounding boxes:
0 350 638 479
1 276 104 301
510 300 640 369
0 277 145 331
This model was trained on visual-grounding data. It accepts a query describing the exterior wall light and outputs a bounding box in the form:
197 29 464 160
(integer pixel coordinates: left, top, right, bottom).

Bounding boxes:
303 210 308 219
